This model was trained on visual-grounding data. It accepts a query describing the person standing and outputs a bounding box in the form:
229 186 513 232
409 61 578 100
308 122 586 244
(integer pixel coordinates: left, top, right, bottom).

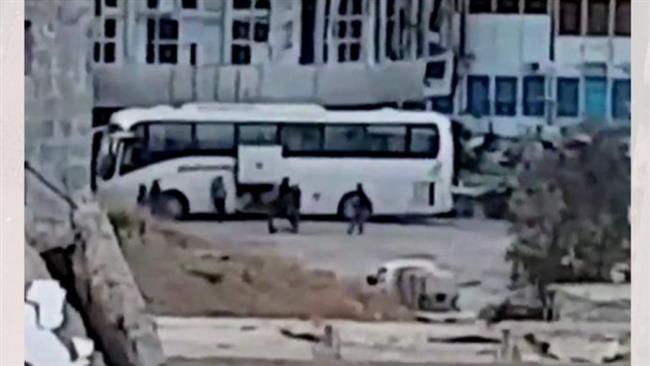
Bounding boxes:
149 179 161 216
268 177 301 234
211 176 227 222
347 183 371 235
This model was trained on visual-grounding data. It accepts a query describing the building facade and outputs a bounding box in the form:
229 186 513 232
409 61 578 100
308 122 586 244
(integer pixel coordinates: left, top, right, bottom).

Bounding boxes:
455 0 630 135
91 0 458 124
91 0 630 135
25 0 95 192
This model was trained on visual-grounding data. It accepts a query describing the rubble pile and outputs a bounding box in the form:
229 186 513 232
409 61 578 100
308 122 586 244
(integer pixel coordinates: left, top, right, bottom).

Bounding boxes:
118 218 412 321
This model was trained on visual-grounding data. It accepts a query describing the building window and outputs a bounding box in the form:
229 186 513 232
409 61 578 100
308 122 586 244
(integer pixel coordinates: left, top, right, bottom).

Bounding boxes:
615 0 630 36
559 0 581 35
431 95 454 114
612 79 630 120
469 0 492 13
25 21 32 75
94 19 119 64
229 0 271 65
424 61 446 87
556 78 579 117
146 18 179 64
495 77 517 116
181 0 198 9
587 0 609 36
467 76 490 117
496 0 519 14
523 76 545 116
331 0 364 62
147 0 158 9
584 76 607 120
524 0 547 14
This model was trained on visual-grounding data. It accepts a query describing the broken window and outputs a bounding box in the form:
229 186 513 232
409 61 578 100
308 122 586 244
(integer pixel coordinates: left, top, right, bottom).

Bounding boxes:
25 20 32 75
495 77 517 116
497 0 519 14
587 0 609 36
104 0 117 7
523 76 545 117
556 78 579 117
469 0 492 13
146 18 179 64
181 0 198 9
331 0 365 62
229 0 271 65
524 0 547 14
559 0 581 35
147 0 158 9
615 0 630 36
556 77 579 117
611 79 630 120
467 76 490 117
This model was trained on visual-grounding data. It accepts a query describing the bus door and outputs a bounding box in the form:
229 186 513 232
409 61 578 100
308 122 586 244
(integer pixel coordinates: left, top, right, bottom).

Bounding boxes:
236 145 286 184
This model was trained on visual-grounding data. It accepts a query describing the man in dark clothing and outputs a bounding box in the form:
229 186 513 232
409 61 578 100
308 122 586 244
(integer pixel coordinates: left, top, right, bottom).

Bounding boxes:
136 184 148 236
347 183 371 235
211 176 227 222
268 177 301 234
149 180 161 216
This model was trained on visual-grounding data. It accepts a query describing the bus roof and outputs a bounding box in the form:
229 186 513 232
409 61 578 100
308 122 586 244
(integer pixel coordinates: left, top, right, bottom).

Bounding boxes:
109 103 451 130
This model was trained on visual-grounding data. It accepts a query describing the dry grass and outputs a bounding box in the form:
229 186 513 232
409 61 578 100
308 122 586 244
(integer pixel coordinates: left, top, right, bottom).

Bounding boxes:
120 218 412 321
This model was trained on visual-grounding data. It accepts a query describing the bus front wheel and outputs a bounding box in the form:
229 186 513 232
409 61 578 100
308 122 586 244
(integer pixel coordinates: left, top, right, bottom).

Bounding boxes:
158 191 188 220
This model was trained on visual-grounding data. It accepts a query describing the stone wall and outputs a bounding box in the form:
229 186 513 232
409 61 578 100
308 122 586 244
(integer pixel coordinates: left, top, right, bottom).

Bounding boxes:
25 0 94 193
26 168 165 366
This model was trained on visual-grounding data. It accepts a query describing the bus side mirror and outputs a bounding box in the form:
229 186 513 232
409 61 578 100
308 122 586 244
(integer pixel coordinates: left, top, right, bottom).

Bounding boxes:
98 154 116 180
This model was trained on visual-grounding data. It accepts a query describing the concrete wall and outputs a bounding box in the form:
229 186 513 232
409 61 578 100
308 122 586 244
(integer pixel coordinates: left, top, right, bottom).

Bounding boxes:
25 0 95 192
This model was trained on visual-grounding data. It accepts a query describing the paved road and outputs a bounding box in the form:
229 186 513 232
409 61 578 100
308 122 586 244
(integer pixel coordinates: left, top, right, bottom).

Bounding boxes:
171 218 512 312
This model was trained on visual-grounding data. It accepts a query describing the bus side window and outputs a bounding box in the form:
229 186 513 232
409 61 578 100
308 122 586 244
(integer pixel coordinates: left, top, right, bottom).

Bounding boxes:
367 126 406 153
239 124 277 145
196 124 235 150
280 124 323 153
324 125 365 151
410 126 440 156
148 123 193 152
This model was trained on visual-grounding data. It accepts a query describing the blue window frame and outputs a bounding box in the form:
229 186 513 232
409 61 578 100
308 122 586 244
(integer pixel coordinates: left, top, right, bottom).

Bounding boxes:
523 76 545 117
584 76 607 121
495 77 517 116
612 79 630 120
431 95 454 114
467 75 490 117
556 77 579 117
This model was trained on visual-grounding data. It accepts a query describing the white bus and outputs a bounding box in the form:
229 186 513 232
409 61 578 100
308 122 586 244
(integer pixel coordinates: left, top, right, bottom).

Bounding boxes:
94 103 454 219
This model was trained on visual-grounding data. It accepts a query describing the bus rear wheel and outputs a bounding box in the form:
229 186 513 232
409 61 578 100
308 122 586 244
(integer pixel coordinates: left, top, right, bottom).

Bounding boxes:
158 192 187 220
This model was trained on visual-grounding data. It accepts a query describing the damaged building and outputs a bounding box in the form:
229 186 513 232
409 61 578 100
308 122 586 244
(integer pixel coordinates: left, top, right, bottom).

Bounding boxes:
91 0 630 137
24 0 632 192
91 0 458 124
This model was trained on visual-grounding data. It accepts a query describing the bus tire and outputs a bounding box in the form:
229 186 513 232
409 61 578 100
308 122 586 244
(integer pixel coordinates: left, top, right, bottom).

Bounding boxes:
337 193 373 221
159 191 188 220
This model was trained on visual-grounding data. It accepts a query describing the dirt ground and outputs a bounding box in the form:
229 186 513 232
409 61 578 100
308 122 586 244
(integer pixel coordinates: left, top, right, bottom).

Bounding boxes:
120 219 412 321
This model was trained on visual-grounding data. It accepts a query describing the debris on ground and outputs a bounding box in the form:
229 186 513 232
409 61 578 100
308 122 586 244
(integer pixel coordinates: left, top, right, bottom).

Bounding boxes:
119 220 412 321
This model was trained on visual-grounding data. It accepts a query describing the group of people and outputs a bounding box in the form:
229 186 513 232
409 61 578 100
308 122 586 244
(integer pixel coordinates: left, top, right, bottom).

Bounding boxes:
208 175 372 235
